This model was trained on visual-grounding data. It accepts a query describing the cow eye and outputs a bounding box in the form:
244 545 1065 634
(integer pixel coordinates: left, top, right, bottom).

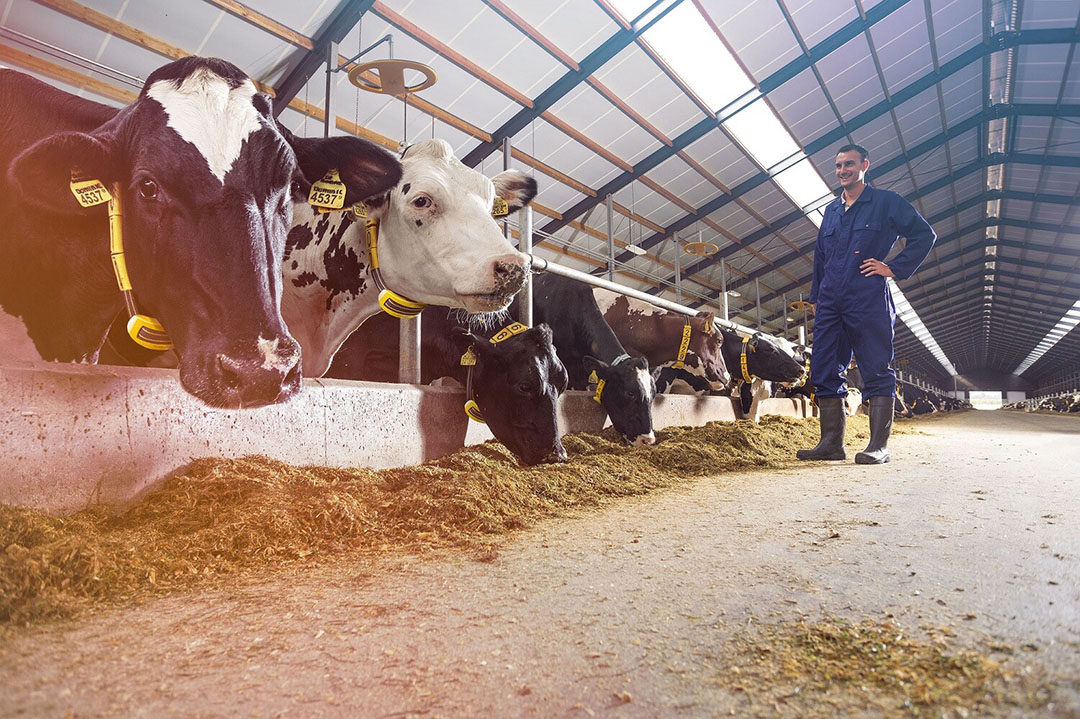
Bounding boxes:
516 382 533 395
138 178 158 199
412 195 432 209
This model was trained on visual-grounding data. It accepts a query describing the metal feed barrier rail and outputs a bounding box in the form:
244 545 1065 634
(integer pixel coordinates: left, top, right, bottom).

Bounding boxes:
397 206 803 382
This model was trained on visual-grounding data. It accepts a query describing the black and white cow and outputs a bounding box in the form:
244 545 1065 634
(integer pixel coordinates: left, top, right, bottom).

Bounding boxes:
327 309 568 466
0 58 401 408
281 139 533 377
526 273 656 446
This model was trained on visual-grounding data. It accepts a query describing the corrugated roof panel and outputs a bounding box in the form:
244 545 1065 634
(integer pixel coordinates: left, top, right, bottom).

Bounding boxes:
194 15 295 81
682 130 761 188
768 68 837 146
939 63 983 121
548 83 662 166
1006 164 1043 187
1013 43 1070 103
1062 56 1080 102
4 2 124 68
646 156 722 209
1049 116 1080 157
236 0 336 36
858 113 903 163
496 0 618 62
816 35 888 122
950 171 983 201
593 44 707 138
894 86 944 147
945 129 979 165
121 2 231 61
932 0 983 64
702 0 802 83
1031 202 1069 225
870 1 935 92
920 186 958 218
1037 165 1079 195
1013 114 1054 153
1021 0 1080 30
738 182 797 226
787 0 859 49
710 205 757 238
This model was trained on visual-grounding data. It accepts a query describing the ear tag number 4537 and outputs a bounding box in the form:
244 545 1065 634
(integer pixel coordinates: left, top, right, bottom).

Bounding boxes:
69 177 112 207
309 169 346 210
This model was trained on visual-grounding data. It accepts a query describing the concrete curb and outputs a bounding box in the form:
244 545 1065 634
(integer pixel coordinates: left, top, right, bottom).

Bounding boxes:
2 362 805 514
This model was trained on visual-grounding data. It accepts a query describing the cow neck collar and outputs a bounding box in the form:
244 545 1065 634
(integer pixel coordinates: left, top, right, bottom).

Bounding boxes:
671 316 710 369
589 353 631 404
788 354 811 388
105 182 173 351
461 321 530 423
740 335 754 383
364 217 426 319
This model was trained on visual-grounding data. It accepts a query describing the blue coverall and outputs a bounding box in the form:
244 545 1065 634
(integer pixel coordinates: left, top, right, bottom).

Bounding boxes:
808 184 936 399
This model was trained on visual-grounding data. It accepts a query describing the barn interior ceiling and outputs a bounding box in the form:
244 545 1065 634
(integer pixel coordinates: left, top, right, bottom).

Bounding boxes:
1 0 1077 390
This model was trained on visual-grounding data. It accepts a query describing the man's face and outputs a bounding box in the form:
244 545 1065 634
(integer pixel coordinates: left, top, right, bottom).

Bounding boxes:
835 150 868 191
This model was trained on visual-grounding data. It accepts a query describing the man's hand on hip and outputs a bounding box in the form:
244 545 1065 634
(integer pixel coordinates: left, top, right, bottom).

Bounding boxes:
860 258 895 278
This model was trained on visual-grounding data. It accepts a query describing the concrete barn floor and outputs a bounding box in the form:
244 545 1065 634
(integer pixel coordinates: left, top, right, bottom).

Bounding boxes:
1 410 1078 718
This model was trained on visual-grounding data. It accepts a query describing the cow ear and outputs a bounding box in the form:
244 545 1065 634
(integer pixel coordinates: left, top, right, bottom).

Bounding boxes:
492 169 537 214
632 356 649 371
582 355 610 379
285 132 402 203
694 311 716 332
8 131 117 215
450 326 484 353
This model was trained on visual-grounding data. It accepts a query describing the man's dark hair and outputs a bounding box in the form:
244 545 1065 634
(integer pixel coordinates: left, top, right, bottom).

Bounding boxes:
837 144 869 161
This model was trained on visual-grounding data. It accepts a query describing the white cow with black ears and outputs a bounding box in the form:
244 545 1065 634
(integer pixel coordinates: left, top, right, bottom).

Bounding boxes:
282 139 535 377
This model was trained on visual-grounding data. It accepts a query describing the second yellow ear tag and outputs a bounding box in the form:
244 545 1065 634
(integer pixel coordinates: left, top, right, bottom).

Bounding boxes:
588 369 598 385
491 197 509 217
460 347 477 366
70 178 111 207
352 201 368 219
309 169 346 210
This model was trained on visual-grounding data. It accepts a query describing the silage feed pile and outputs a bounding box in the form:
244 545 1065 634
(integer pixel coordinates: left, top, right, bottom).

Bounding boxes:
2 416 870 626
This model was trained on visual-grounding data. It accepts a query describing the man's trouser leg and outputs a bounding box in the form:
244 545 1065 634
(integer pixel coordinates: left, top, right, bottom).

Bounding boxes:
797 303 851 460
844 287 896 464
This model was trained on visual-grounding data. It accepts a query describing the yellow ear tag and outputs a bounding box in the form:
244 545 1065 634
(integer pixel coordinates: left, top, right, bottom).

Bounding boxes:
460 346 477 366
308 169 347 210
592 379 606 405
352 201 369 219
588 369 599 385
70 178 112 208
491 196 510 217
464 399 486 423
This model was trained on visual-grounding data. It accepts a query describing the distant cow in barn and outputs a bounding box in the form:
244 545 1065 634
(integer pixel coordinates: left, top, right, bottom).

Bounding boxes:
281 138 533 378
593 290 730 393
328 309 568 466
0 58 401 408
527 273 656 446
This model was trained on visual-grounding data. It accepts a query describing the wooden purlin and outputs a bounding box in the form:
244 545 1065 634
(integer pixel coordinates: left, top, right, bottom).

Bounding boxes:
201 0 315 50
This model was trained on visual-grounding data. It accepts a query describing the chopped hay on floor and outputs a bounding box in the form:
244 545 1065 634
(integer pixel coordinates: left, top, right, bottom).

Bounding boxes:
1 416 870 626
718 617 1051 718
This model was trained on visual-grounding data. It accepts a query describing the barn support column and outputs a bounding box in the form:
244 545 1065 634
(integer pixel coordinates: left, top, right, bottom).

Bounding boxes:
520 205 534 326
323 41 337 138
503 138 512 241
782 293 788 339
755 277 762 330
399 317 421 384
673 235 683 303
606 194 615 281
720 259 728 322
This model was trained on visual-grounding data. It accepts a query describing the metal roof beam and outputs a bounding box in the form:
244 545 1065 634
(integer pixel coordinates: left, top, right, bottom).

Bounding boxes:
461 0 685 168
532 0 910 240
272 0 374 117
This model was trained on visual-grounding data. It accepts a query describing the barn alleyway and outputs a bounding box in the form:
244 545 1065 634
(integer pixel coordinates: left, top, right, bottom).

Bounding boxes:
2 410 1077 718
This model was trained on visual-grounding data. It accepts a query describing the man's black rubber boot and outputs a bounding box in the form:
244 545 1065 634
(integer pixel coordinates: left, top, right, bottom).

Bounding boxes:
796 397 847 460
855 395 893 465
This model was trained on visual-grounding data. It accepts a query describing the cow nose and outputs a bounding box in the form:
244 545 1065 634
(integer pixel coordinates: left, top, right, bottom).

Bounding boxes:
215 337 301 407
631 432 656 447
492 254 527 292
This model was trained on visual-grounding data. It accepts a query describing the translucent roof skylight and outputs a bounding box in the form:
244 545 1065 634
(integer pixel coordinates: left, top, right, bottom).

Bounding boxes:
889 279 958 376
1012 299 1080 376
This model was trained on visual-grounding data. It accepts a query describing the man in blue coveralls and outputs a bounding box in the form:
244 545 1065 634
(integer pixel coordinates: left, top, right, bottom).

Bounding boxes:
797 144 936 464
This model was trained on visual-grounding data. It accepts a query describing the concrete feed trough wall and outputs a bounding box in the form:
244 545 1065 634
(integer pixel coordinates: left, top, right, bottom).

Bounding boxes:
1 362 806 515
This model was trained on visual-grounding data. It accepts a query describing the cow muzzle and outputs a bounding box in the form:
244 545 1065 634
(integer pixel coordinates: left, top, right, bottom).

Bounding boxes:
457 253 528 313
182 335 302 408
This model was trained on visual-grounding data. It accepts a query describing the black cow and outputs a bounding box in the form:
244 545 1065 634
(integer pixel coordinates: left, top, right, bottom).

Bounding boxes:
328 309 568 466
0 58 401 407
527 274 656 446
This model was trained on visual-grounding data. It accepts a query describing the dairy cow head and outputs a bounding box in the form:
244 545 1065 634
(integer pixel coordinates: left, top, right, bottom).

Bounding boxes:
583 355 656 446
735 331 805 383
8 57 401 407
453 324 568 465
367 139 532 314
